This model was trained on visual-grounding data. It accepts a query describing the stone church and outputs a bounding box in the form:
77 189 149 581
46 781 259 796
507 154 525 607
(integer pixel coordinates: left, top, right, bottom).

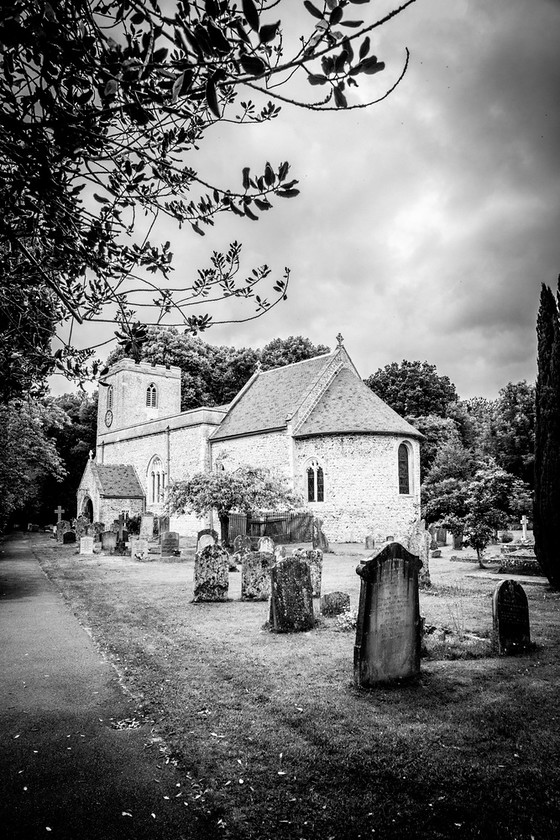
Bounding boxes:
77 337 422 542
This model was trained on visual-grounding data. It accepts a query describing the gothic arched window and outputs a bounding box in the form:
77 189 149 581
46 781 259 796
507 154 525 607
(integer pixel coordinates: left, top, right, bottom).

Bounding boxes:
398 442 411 495
106 384 113 410
146 383 158 408
306 459 324 502
147 456 166 504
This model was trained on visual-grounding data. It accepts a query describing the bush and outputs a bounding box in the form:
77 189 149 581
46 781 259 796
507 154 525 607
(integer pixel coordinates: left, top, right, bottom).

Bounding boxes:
500 531 514 543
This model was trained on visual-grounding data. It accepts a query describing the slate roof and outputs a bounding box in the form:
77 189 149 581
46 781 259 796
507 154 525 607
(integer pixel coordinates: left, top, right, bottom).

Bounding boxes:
210 353 335 441
210 350 422 441
293 366 423 439
91 463 144 498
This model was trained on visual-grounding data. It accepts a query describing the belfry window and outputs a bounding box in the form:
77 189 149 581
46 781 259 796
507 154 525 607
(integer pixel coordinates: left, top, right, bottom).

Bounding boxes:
148 456 166 504
146 383 158 408
398 443 411 495
306 460 324 502
107 385 113 410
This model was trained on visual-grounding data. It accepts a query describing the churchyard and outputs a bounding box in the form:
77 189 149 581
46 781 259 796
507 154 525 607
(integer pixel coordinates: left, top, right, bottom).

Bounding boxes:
35 535 560 839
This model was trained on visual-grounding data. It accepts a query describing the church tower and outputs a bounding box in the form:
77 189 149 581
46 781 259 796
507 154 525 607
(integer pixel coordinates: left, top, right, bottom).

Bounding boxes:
96 358 182 439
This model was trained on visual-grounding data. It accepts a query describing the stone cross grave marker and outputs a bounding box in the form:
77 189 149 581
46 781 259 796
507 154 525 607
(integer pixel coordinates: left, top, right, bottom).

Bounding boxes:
193 545 229 602
492 580 531 656
241 551 272 600
269 556 314 633
520 515 529 542
321 591 350 617
79 536 94 555
354 542 422 687
161 531 180 557
55 506 65 525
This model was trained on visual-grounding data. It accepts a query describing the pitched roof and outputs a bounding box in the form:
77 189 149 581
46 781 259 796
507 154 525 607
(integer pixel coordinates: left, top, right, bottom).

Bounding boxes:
210 353 335 441
91 463 144 498
293 366 423 439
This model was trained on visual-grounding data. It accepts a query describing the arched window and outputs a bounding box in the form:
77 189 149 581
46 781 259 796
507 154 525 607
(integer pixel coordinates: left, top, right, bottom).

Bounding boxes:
147 456 166 504
146 383 158 408
107 384 113 409
306 459 324 502
398 442 411 495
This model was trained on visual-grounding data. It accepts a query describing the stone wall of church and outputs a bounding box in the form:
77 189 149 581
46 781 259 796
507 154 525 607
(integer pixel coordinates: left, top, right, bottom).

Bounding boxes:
294 433 421 543
210 432 292 477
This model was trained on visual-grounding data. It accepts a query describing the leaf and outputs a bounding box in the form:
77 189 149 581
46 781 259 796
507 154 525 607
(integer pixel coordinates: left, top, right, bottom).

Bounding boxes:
330 6 343 25
359 36 370 60
360 57 385 75
242 167 251 190
307 73 327 86
264 162 275 187
333 86 347 108
303 1 323 20
93 194 110 203
259 21 280 44
277 188 300 198
242 0 259 32
206 21 232 54
152 47 168 63
340 20 364 28
206 78 220 119
240 55 267 76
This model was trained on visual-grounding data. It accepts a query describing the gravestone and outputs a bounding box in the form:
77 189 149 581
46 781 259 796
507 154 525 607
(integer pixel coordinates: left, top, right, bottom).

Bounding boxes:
312 518 330 552
492 580 531 656
161 531 180 557
269 557 314 633
321 591 351 617
62 530 76 544
140 512 155 539
274 545 287 562
365 535 375 550
233 534 252 554
74 516 89 541
408 519 431 588
354 542 422 687
241 551 272 600
193 545 229 602
293 548 323 598
197 532 217 554
56 519 71 543
257 536 274 554
101 531 117 553
79 536 94 555
129 537 149 560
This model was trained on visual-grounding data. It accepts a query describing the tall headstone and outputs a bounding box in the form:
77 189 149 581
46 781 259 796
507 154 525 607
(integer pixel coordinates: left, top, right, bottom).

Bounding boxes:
292 548 323 598
140 512 155 539
312 517 330 552
101 531 117 553
56 519 71 543
492 580 531 655
354 542 422 687
193 545 229 602
161 531 180 557
365 535 375 550
408 519 431 588
241 551 272 601
269 557 314 633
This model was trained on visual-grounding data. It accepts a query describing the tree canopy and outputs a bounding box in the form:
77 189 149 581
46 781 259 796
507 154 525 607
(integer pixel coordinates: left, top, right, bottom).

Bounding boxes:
365 360 458 419
0 0 415 399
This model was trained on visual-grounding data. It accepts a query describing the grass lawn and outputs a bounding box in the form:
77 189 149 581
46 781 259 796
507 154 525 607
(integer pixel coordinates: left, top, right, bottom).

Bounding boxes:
36 537 560 840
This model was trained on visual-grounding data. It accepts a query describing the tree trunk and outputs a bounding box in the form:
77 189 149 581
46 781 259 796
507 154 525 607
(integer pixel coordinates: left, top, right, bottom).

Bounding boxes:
476 548 485 570
534 282 560 589
218 512 230 547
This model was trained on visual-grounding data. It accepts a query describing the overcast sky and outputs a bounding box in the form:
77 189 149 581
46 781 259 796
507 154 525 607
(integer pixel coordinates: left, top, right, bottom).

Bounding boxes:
53 0 560 400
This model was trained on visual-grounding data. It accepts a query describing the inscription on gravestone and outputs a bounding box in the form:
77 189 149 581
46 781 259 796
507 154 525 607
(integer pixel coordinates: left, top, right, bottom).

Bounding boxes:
354 542 422 687
79 536 94 555
492 580 531 655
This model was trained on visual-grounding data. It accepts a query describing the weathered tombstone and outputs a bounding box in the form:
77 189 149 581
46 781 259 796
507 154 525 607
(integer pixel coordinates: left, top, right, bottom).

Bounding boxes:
101 531 117 553
56 519 71 543
193 545 229 602
408 519 431 588
62 530 76 544
312 517 330 552
197 532 217 554
140 512 155 539
269 557 314 633
492 580 531 656
74 516 89 541
257 536 275 554
241 551 272 600
354 542 422 687
321 591 351 617
233 534 251 553
161 531 180 557
292 548 323 598
79 536 94 555
129 537 149 560
365 535 375 550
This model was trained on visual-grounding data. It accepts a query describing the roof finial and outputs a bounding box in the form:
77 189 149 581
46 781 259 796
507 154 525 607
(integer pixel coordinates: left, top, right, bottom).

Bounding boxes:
336 332 344 348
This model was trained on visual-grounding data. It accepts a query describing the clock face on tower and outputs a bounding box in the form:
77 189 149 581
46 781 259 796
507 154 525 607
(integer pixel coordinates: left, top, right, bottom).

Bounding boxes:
104 409 113 428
